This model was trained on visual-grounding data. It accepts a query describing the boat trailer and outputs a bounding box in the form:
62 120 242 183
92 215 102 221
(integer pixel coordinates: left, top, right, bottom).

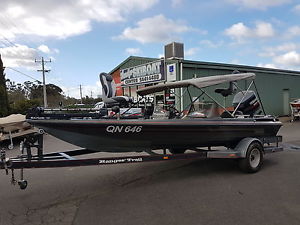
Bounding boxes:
0 133 283 190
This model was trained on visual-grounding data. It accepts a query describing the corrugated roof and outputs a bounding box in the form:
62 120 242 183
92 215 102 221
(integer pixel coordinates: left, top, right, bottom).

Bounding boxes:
109 56 300 76
109 56 159 74
181 59 300 76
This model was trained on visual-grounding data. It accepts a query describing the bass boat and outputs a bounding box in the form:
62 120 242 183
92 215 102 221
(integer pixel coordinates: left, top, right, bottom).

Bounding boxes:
27 73 282 153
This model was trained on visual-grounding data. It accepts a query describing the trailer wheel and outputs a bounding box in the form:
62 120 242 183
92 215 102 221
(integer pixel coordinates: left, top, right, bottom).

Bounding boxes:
169 148 186 154
238 142 263 173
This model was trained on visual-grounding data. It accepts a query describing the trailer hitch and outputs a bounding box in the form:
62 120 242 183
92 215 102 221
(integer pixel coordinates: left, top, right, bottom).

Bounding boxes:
1 146 28 190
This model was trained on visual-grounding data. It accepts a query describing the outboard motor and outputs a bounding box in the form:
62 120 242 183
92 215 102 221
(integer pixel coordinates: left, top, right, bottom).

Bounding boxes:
232 91 260 117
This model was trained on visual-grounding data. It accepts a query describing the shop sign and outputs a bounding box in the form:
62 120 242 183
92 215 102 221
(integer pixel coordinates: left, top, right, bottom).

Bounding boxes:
120 60 165 86
133 95 155 104
167 63 177 81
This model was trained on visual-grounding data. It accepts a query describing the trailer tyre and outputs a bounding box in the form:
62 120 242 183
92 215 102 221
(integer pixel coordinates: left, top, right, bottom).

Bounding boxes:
238 142 263 173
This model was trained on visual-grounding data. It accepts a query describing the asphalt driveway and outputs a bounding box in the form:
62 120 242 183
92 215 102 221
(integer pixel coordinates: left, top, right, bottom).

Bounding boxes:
0 121 300 225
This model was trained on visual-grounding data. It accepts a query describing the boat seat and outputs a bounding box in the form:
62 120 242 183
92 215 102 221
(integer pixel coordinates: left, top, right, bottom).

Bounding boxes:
215 88 234 97
215 81 236 97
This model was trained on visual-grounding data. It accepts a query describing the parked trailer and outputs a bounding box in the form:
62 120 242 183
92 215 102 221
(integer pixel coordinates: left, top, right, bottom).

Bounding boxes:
290 100 300 122
0 133 283 190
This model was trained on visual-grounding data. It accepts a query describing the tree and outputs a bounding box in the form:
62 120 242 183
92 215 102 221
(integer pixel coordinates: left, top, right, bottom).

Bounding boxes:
29 83 64 107
0 55 9 117
10 99 41 115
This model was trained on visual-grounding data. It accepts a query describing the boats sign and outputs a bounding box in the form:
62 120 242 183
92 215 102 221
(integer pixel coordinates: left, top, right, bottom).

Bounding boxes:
120 60 165 86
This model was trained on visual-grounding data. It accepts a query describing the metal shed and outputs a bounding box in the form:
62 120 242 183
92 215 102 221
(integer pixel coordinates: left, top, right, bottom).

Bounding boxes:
110 56 300 116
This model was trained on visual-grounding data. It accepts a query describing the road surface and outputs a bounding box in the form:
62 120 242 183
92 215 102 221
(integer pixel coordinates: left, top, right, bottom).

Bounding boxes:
0 121 300 225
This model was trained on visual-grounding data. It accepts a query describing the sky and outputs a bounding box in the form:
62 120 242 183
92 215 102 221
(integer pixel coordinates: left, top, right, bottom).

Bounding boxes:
1 0 300 98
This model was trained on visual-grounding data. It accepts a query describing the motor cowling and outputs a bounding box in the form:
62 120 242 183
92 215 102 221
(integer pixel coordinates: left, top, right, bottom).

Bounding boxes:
233 91 260 116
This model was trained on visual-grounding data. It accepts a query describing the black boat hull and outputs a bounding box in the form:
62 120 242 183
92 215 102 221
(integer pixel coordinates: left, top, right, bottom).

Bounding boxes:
28 117 282 152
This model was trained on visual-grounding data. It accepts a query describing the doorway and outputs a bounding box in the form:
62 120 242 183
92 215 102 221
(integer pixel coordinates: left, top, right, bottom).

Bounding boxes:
283 89 290 116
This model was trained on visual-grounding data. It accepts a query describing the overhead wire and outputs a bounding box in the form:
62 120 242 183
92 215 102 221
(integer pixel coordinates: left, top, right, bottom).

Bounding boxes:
0 35 18 47
0 14 41 54
0 13 48 86
6 67 41 83
0 14 25 35
0 16 19 47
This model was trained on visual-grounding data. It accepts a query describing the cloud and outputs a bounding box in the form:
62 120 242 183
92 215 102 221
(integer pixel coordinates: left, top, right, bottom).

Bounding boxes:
171 0 184 8
185 47 199 57
256 63 278 69
199 40 224 48
228 0 291 10
224 22 250 42
292 4 300 13
258 43 300 69
38 45 50 53
0 0 158 40
255 22 275 37
271 43 300 52
260 43 300 57
37 44 59 54
224 22 275 42
158 53 164 58
230 59 240 64
0 44 40 69
286 26 300 38
117 14 196 43
274 51 300 66
125 48 142 55
53 49 60 54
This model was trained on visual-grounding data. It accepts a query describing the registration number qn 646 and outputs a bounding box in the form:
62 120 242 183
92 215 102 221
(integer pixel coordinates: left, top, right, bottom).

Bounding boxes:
106 125 142 133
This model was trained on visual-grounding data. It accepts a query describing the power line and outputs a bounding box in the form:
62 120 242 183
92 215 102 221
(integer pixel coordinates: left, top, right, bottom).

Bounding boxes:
0 35 18 47
0 16 19 48
5 67 41 83
0 14 25 36
0 15 38 50
0 40 10 48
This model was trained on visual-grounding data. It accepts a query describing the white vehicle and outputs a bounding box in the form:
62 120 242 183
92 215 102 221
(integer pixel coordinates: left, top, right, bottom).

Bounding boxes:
94 102 105 109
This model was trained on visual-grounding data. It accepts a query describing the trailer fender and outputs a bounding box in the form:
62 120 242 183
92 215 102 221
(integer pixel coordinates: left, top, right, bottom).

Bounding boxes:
234 138 263 158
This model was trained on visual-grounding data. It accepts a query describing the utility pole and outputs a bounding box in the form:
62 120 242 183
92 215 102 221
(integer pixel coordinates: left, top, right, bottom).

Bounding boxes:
79 84 83 104
35 57 51 108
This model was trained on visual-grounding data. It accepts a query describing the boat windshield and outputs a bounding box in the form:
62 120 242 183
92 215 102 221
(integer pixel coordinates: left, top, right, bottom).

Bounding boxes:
185 102 218 118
